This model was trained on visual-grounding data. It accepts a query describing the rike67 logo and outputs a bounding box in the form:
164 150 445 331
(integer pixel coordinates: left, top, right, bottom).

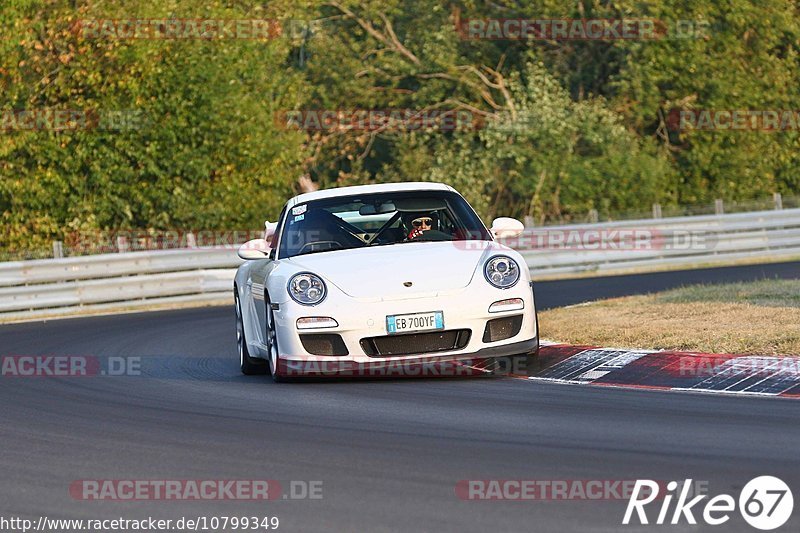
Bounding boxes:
624 476 793 530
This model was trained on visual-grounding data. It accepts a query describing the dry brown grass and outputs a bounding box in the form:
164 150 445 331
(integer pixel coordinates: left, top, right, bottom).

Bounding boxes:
540 280 800 355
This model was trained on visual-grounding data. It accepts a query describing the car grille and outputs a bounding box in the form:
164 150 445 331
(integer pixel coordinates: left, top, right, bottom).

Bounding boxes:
361 329 471 357
300 334 349 356
482 315 523 343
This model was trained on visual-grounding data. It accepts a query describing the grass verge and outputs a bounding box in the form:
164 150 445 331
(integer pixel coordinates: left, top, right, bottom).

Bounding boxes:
540 279 800 355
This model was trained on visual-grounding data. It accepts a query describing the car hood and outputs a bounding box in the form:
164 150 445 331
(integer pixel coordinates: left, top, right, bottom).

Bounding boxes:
285 241 507 299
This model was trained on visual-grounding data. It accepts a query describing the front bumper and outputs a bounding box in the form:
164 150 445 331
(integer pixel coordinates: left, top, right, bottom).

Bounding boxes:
271 280 538 375
275 337 539 378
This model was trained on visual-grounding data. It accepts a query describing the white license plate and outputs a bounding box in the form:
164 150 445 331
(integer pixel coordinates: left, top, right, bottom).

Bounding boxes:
386 311 444 335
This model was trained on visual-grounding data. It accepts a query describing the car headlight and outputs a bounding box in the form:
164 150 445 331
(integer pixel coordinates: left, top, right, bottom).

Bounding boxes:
288 273 327 305
484 256 520 289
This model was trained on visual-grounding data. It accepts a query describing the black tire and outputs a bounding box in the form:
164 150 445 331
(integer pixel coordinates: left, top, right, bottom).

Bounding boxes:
524 347 541 376
489 311 540 377
526 310 541 377
235 290 267 375
265 292 288 383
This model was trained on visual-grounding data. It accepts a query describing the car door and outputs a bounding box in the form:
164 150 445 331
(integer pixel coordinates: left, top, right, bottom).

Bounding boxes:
246 206 287 354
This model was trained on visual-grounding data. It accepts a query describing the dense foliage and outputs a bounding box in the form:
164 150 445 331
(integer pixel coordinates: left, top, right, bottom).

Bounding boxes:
1 0 799 254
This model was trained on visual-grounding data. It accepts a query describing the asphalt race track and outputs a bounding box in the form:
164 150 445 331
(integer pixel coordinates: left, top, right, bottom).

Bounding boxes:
533 259 800 309
2 261 799 532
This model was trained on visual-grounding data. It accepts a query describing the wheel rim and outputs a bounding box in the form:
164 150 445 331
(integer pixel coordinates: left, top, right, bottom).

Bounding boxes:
235 295 245 368
267 304 279 375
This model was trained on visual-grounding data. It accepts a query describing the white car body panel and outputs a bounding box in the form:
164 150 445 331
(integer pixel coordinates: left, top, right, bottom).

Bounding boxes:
287 242 492 299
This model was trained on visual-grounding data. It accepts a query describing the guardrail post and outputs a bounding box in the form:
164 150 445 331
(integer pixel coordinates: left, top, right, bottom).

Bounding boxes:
714 199 724 215
117 235 129 253
652 203 662 219
52 241 64 259
774 192 783 210
186 232 197 248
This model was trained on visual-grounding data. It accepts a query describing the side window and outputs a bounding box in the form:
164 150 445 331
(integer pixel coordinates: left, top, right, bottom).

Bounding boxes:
436 210 456 235
269 206 287 259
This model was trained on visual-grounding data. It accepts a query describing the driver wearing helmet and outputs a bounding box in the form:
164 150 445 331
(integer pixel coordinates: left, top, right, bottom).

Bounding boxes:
405 212 438 240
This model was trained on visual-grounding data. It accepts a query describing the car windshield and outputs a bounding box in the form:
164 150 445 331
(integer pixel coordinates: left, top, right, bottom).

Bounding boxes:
277 190 491 258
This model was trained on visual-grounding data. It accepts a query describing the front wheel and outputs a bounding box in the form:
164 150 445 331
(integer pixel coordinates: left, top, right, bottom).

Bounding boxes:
265 292 288 382
235 291 267 375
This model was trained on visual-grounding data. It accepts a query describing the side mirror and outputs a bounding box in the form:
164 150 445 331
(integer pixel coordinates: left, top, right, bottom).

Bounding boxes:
490 217 524 239
238 239 271 260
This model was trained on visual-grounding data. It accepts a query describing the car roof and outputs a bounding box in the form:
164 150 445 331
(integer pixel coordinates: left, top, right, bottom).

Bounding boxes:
288 182 455 207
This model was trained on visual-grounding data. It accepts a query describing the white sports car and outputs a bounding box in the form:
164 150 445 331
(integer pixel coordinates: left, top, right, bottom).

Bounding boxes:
234 182 538 381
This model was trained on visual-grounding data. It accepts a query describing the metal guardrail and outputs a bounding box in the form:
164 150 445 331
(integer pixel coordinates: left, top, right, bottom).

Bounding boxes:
0 249 242 319
514 207 800 276
0 248 239 287
0 269 235 313
1 207 798 319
